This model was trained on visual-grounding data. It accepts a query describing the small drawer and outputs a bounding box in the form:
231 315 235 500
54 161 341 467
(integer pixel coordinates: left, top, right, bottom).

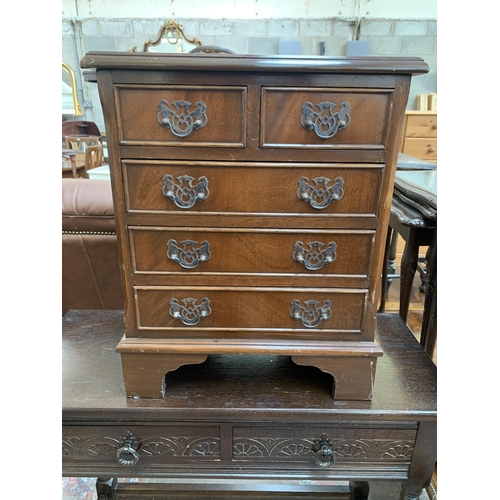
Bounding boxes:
130 227 375 278
134 286 367 337
62 425 221 467
405 114 437 138
261 87 392 149
402 138 437 161
115 85 246 147
123 161 383 217
232 425 417 469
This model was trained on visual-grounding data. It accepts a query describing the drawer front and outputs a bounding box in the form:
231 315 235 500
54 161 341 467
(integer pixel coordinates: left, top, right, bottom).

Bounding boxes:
62 425 220 467
115 85 246 147
232 426 417 469
402 138 437 161
130 227 375 277
405 114 437 138
123 161 383 217
134 286 366 337
261 88 392 149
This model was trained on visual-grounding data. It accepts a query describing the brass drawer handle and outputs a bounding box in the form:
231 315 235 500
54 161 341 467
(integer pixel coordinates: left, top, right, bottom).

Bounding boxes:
300 101 350 139
313 433 336 468
169 297 211 326
167 239 211 269
116 431 140 466
162 174 209 209
157 99 208 137
290 299 332 328
293 241 337 270
297 176 344 210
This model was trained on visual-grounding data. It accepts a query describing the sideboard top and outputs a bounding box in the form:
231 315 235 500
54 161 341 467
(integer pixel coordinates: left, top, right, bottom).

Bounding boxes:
80 52 429 75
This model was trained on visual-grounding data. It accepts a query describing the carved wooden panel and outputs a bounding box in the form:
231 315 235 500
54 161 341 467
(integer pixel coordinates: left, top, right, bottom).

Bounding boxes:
62 426 220 464
232 427 416 465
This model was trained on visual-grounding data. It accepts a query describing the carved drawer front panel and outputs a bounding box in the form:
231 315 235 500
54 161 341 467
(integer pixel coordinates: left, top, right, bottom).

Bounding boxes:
134 286 367 338
62 425 221 467
261 88 392 149
232 426 417 469
115 85 246 147
123 161 383 218
129 227 375 278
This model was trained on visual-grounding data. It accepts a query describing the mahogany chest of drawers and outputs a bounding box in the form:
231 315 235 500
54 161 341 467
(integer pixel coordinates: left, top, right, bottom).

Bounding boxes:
81 53 428 400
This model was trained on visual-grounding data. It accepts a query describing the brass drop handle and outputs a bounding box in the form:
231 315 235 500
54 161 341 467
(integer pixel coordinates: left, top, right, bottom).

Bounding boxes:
293 241 337 270
300 101 351 139
157 99 208 137
167 239 211 269
297 176 344 210
116 431 140 466
290 299 332 328
169 297 212 326
313 433 335 468
162 174 209 209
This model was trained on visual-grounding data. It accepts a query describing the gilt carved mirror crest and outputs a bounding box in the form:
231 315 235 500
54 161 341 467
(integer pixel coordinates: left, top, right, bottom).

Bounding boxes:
129 19 202 53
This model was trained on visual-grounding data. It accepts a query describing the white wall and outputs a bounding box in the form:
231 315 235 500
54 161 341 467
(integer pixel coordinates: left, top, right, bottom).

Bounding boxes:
62 0 436 20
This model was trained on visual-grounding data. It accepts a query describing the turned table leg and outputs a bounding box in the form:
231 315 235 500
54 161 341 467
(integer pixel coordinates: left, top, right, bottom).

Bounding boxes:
400 421 437 500
378 226 393 313
420 230 437 359
399 228 420 322
96 477 117 500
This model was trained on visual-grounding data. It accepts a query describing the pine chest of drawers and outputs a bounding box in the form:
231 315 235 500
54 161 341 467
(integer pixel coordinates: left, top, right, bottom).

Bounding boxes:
81 53 428 400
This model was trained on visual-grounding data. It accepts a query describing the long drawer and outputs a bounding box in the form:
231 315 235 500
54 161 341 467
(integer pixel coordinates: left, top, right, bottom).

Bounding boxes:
129 227 375 277
133 286 367 338
122 161 383 217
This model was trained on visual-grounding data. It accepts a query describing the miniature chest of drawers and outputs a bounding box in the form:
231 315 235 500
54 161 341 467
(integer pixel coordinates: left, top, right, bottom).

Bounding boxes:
81 53 428 400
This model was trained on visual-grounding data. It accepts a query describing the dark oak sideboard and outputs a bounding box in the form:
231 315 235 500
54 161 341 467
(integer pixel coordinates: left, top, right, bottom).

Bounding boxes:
80 53 429 399
62 309 436 500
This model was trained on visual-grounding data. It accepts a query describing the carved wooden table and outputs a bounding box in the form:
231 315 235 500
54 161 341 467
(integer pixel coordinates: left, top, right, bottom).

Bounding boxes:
62 310 436 500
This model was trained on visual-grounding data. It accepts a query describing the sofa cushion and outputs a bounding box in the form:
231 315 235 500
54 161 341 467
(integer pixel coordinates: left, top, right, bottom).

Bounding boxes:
62 179 116 232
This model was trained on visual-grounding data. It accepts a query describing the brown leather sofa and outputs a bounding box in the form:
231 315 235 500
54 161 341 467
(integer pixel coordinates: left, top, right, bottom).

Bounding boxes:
62 179 123 315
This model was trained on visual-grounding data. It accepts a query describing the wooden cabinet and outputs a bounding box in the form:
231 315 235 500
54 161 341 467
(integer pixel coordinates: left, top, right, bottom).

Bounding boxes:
81 53 428 400
62 310 437 500
400 111 437 163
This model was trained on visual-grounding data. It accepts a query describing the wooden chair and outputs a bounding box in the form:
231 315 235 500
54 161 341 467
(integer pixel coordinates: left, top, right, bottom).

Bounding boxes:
62 120 101 141
85 143 104 172
64 135 101 151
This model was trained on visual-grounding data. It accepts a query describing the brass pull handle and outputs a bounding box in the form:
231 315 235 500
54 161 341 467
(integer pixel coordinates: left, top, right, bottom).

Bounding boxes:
428 146 436 153
169 297 211 326
293 241 337 270
300 101 350 139
167 239 211 269
157 99 208 137
313 434 335 468
162 174 209 209
116 432 140 466
431 124 437 130
297 176 344 210
290 299 332 328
